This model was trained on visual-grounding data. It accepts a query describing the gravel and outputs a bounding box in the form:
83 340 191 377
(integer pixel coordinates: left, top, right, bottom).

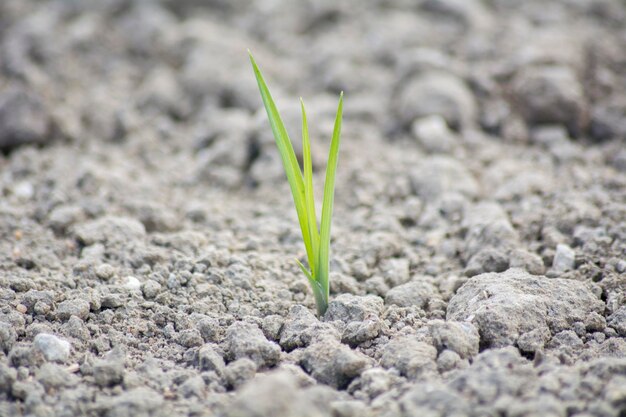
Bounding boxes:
300 339 369 389
0 85 51 151
223 322 281 369
380 336 437 380
0 1 625 416
32 334 71 363
447 269 604 349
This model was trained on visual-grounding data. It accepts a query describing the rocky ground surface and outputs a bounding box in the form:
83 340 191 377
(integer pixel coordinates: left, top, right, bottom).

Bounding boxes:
0 0 625 416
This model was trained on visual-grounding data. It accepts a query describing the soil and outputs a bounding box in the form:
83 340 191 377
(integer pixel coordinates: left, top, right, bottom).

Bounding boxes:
1 1 625 416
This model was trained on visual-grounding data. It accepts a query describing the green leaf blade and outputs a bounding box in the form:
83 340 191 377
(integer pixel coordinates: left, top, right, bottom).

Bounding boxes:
296 259 327 316
249 51 315 268
317 92 343 303
300 98 319 277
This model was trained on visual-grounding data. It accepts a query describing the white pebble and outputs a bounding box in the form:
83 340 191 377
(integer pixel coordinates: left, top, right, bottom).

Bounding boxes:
33 333 71 362
124 276 142 291
553 244 576 273
13 181 34 200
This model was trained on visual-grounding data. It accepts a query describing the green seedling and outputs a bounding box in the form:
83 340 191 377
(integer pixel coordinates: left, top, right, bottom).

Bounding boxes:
249 51 343 316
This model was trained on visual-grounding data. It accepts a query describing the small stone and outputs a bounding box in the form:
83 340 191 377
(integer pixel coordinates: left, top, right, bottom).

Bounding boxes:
101 294 124 309
280 305 338 351
197 344 225 375
464 248 509 277
590 97 626 141
195 316 222 343
324 294 384 323
437 349 462 373
0 322 17 353
341 317 383 347
62 316 90 341
0 363 16 394
552 244 576 274
36 363 78 390
380 258 411 288
224 370 324 417
547 330 583 349
93 347 125 387
95 264 115 280
56 299 90 321
179 375 205 399
178 329 203 348
530 125 569 147
15 304 27 314
517 327 551 353
572 321 586 337
410 156 479 200
593 332 606 343
48 205 85 234
261 315 284 342
106 387 164 416
224 358 256 390
380 336 437 379
33 333 71 362
364 276 389 297
300 339 369 389
428 320 479 359
74 216 146 246
396 71 476 130
350 367 401 400
464 220 519 260
412 115 459 154
608 306 626 337
223 322 280 369
142 280 162 299
34 301 51 316
124 276 142 291
0 85 51 151
20 290 54 315
512 65 586 135
447 269 603 348
509 249 545 275
385 281 435 309
13 181 34 200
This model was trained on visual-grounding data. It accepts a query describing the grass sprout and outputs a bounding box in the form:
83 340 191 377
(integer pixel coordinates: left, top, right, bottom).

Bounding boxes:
249 51 343 316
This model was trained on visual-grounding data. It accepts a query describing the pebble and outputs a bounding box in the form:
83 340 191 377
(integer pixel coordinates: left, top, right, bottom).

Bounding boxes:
36 363 78 389
124 276 142 291
553 243 576 274
101 294 124 309
300 339 369 389
197 344 225 375
93 347 125 387
428 320 479 359
95 264 115 280
380 336 437 379
324 294 384 323
412 115 458 154
447 269 603 348
0 323 17 353
223 322 281 369
224 358 257 390
385 281 435 309
512 65 585 136
56 299 90 321
396 71 477 130
141 280 162 299
0 85 51 151
33 333 71 362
